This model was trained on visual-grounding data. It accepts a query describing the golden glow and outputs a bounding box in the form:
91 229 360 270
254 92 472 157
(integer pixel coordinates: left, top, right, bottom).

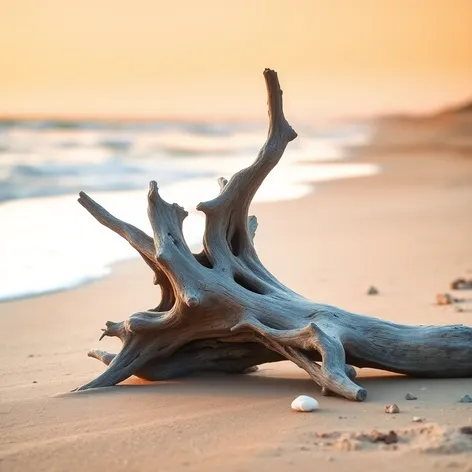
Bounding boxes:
1 0 471 118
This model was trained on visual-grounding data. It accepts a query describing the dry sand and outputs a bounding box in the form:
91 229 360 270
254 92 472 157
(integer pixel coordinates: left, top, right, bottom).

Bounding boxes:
1 147 472 472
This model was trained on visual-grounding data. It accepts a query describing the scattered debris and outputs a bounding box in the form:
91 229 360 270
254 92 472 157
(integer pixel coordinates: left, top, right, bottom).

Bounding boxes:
303 424 472 453
370 430 398 444
367 286 379 295
385 404 400 414
436 292 467 305
412 417 424 423
405 393 418 400
436 293 454 305
459 394 472 403
291 395 319 412
451 278 472 290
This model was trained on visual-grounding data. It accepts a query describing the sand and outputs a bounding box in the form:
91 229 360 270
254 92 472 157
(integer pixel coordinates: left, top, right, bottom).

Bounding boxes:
1 147 472 472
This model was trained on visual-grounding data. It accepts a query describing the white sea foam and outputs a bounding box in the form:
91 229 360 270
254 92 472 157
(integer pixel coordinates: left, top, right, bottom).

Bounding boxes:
0 121 378 300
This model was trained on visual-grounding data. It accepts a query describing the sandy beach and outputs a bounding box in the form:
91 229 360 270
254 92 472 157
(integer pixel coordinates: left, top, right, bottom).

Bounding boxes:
1 146 472 471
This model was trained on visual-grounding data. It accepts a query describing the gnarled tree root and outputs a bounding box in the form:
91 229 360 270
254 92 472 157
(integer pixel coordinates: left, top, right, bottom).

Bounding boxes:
75 69 472 401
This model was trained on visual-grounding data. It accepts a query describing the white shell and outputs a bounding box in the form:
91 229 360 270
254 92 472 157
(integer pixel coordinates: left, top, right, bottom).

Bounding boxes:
291 395 319 412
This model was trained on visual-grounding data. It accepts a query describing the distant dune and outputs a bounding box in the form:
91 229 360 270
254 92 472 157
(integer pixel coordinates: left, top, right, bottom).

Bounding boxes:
369 98 472 153
446 99 472 115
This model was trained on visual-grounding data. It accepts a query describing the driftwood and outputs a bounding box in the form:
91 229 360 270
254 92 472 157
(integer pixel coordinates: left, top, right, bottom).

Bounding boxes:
76 69 472 401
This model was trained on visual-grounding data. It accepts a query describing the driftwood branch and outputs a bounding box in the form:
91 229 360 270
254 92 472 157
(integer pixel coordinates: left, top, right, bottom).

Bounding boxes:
75 69 472 401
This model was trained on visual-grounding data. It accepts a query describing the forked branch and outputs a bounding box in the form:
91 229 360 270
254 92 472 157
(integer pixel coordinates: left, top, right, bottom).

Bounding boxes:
232 318 366 401
197 69 297 270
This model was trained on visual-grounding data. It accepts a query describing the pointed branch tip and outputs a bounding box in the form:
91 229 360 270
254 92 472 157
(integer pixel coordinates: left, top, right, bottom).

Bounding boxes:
217 177 228 192
148 181 159 197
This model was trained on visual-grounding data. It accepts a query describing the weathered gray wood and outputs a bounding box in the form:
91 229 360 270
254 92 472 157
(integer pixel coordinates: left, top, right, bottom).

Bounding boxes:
75 69 472 401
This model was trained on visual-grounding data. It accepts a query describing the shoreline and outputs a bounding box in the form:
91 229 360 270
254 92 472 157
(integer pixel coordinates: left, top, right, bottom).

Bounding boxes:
0 118 379 303
0 155 379 304
1 146 472 471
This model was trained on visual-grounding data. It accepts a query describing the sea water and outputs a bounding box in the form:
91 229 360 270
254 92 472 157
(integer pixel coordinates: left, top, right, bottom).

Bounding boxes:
0 120 378 301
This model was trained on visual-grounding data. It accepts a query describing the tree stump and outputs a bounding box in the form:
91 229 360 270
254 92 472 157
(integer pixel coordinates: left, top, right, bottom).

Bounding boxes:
76 69 472 401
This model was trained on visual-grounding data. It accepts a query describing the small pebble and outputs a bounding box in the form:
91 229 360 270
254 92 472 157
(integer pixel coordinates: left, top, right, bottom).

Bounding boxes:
436 293 454 305
459 394 472 403
451 278 472 290
367 286 379 295
385 404 400 414
32 380 37 384
405 393 417 400
370 430 398 444
291 395 319 412
412 416 424 423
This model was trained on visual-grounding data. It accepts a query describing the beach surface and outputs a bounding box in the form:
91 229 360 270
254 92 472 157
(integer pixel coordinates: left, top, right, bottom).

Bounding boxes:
1 147 472 471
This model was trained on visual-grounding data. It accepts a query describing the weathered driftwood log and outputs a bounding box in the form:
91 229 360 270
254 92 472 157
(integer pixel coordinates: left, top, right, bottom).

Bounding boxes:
76 69 472 401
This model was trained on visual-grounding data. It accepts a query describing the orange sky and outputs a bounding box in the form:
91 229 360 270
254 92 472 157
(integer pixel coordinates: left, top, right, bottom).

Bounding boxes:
1 0 471 119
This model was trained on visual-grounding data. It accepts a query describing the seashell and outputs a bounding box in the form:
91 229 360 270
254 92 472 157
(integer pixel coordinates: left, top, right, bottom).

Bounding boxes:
405 392 417 400
291 395 319 412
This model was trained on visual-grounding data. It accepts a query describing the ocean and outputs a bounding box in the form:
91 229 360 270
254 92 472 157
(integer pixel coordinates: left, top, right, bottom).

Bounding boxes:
0 119 378 301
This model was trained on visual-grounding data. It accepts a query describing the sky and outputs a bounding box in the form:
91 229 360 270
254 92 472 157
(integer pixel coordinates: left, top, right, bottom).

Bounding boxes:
1 0 471 120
